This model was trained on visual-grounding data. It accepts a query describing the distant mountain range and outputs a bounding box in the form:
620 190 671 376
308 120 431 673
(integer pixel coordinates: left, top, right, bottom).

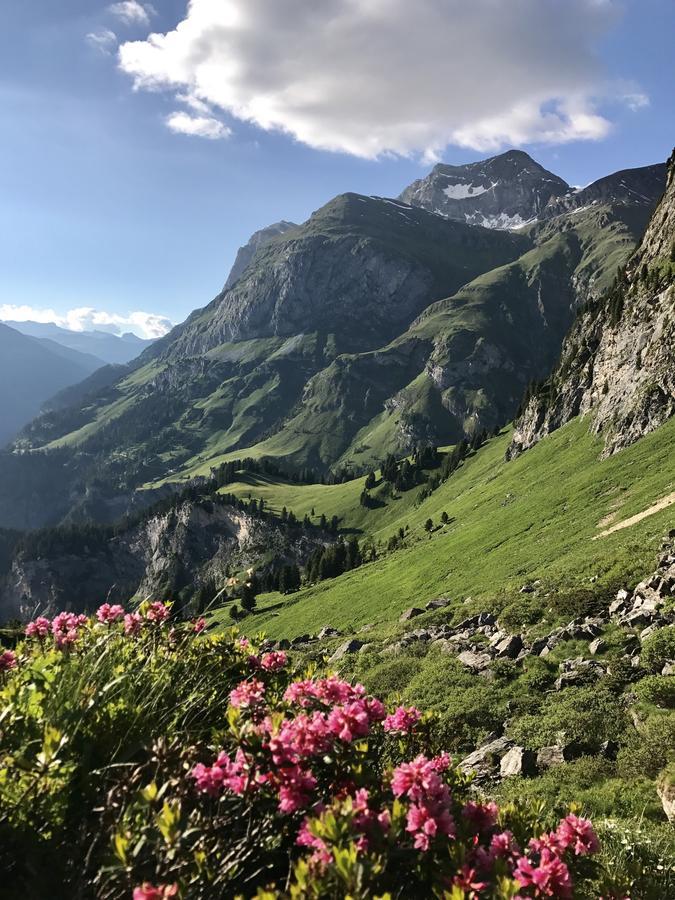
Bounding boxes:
0 321 156 447
4 321 155 366
0 323 103 446
0 149 667 530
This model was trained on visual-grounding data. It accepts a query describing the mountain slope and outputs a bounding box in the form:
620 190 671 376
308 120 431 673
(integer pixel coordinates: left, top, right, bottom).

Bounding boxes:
5 321 155 365
0 324 102 446
508 149 675 459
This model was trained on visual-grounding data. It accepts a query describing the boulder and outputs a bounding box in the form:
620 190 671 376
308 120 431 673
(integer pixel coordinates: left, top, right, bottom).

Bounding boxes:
460 736 513 780
500 746 538 778
554 657 604 690
657 776 675 824
291 633 312 646
329 639 364 662
318 626 340 640
528 637 550 656
662 662 675 676
520 583 536 594
494 635 523 659
426 597 451 610
589 637 606 655
400 607 424 622
457 650 492 672
536 745 566 769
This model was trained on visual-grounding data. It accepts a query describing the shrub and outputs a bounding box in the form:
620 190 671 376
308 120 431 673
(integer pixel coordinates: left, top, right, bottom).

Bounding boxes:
641 625 675 673
633 674 675 708
0 611 614 898
508 686 628 751
617 710 675 780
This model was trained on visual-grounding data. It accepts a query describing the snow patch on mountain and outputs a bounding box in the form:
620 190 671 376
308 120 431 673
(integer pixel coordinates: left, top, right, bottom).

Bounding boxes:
442 181 497 200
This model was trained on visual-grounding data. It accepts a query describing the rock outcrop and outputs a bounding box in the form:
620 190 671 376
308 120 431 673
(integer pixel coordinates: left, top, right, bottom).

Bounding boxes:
508 149 675 459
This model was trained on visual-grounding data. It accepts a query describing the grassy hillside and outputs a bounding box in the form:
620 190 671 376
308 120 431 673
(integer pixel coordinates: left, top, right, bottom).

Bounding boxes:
211 414 675 640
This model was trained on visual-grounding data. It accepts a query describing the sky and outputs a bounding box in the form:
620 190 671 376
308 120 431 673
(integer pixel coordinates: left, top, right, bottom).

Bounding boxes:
0 1 673 338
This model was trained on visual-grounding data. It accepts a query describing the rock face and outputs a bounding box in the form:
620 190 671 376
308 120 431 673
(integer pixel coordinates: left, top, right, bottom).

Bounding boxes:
542 163 666 219
167 193 527 358
0 499 327 622
223 221 298 290
508 149 675 459
399 150 569 229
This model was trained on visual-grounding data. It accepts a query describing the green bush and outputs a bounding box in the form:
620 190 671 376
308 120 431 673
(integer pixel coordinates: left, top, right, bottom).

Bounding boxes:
633 674 675 708
641 626 675 673
617 710 675 780
508 685 628 751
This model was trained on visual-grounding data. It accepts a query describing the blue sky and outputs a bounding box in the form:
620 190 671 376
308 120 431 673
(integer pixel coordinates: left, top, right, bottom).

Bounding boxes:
0 0 673 337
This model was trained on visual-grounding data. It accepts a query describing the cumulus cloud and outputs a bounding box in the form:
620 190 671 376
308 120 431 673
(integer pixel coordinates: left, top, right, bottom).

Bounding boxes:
116 0 640 158
86 29 118 55
109 1 156 27
165 110 231 139
0 305 172 340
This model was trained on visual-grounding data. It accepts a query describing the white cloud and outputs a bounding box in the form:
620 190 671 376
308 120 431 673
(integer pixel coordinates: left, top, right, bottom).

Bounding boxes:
86 29 118 55
0 305 173 340
109 1 156 27
165 110 231 139
116 0 636 159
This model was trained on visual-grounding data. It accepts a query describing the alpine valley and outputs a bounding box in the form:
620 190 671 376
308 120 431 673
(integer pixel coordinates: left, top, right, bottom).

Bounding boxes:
2 144 675 894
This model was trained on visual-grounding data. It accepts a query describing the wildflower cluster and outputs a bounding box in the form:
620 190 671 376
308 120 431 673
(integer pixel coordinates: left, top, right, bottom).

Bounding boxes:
188 657 601 897
23 601 172 650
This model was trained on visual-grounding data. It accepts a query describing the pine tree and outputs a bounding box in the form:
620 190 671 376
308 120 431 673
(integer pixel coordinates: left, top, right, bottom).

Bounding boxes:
424 518 434 533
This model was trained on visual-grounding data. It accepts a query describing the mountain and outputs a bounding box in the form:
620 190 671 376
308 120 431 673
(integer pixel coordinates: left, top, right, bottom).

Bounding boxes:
542 162 667 219
0 151 666 531
398 150 666 232
0 323 103 447
4 321 155 365
399 149 570 228
508 149 675 459
223 220 298 289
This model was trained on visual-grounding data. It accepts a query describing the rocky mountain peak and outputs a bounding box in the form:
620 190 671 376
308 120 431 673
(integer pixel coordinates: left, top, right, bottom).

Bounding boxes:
224 220 298 290
399 149 570 229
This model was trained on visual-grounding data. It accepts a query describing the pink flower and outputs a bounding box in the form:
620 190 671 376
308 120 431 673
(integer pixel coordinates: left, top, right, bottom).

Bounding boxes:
132 885 179 900
453 865 489 894
96 603 125 624
277 765 317 813
238 637 250 649
260 650 287 671
51 611 87 649
25 616 51 639
327 700 371 742
0 649 18 672
383 705 421 734
490 830 519 860
391 754 448 801
555 814 600 856
514 848 572 898
193 617 207 634
123 612 143 636
145 601 170 624
462 800 498 833
229 678 266 709
406 799 456 851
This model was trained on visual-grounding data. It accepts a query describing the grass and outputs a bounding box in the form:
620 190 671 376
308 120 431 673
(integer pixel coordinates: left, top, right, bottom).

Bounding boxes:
209 414 675 640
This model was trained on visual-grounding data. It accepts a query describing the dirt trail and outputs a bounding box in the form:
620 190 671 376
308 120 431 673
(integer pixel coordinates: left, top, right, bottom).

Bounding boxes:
594 491 675 539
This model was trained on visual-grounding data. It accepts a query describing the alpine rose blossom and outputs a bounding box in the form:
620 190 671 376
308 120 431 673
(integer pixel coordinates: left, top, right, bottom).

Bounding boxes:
96 603 124 624
260 650 287 671
145 601 170 624
51 612 87 649
124 612 143 636
383 705 421 733
0 649 18 672
555 814 600 856
514 847 572 898
230 678 266 709
132 884 179 900
193 617 207 634
25 616 51 639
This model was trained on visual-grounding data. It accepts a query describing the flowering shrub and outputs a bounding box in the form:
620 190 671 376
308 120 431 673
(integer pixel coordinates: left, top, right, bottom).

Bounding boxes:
0 606 664 898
